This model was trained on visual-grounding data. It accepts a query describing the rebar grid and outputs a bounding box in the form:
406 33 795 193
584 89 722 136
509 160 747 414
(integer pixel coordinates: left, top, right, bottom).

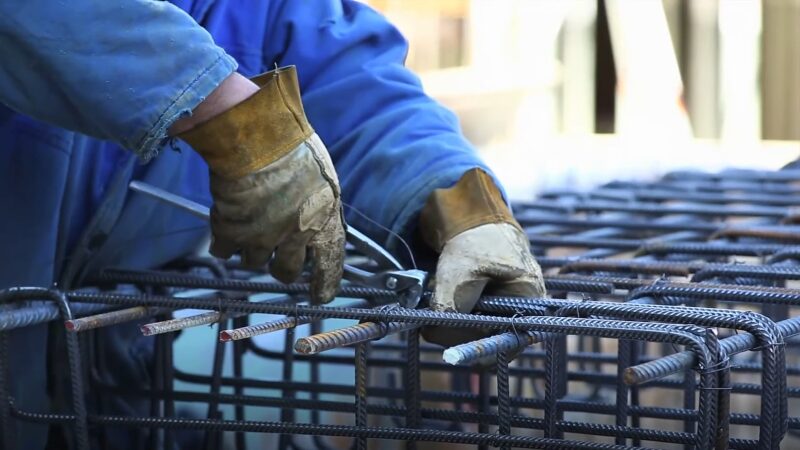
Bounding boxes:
4 168 800 449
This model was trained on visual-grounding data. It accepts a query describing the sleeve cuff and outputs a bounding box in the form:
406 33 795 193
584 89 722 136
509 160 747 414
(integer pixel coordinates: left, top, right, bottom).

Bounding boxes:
131 51 238 161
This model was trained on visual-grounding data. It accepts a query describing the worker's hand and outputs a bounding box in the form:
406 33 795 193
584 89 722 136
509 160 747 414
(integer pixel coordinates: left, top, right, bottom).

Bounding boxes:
178 66 345 303
419 169 545 348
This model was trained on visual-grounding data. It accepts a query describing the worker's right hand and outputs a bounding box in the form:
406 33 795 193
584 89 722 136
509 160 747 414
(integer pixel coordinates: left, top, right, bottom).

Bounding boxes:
178 66 345 304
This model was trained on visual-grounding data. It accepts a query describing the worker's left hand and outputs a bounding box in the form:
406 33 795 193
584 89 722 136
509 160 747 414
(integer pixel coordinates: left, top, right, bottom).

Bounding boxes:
422 223 545 347
418 168 545 348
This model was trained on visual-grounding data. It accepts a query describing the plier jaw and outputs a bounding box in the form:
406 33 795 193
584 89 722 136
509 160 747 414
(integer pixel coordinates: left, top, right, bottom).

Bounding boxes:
342 266 428 309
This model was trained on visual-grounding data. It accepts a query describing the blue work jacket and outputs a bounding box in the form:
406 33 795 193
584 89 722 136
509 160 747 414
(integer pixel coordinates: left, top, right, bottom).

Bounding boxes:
0 1 500 448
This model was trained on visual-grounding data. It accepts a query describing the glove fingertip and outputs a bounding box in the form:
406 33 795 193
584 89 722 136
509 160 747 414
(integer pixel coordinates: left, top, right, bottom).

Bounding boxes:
241 248 272 269
312 261 344 304
209 238 237 260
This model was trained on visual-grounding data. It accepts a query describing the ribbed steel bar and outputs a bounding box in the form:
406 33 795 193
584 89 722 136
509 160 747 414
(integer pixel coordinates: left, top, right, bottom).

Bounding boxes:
404 328 421 450
638 242 797 257
10 165 800 449
626 315 800 385
90 268 397 300
141 311 222 336
497 351 511 450
443 331 553 365
516 199 790 218
710 226 800 242
92 374 721 429
65 306 159 332
9 407 668 450
295 321 420 354
354 342 368 450
552 301 783 448
0 301 110 332
592 187 800 206
520 214 721 233
627 283 800 305
96 267 615 296
664 168 800 182
219 300 369 342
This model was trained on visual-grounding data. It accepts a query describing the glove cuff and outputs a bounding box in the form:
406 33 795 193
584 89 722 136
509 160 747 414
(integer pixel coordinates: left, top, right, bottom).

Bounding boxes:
420 168 522 252
178 66 314 179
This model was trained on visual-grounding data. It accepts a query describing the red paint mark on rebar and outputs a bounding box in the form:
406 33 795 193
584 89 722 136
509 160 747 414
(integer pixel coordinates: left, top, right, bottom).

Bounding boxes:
219 330 232 342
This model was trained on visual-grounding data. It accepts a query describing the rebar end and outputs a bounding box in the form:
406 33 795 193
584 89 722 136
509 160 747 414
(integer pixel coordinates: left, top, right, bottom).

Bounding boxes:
442 348 465 365
219 330 233 342
140 324 154 336
294 338 316 355
623 367 641 386
64 321 76 332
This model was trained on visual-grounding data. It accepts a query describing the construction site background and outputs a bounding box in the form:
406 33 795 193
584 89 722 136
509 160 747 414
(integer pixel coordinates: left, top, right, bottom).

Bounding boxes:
367 0 800 199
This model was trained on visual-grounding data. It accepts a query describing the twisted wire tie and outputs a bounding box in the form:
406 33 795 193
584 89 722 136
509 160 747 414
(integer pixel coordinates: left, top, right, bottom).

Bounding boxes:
508 311 525 349
373 304 400 341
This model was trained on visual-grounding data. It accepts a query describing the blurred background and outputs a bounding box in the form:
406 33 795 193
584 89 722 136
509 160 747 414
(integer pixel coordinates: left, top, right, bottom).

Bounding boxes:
366 0 800 199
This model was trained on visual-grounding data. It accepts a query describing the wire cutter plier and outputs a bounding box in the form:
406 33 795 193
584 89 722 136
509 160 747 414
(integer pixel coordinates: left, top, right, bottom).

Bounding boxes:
129 181 427 308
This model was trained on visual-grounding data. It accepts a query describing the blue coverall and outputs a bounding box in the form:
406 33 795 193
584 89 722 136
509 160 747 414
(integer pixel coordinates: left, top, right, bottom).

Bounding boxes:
0 1 500 448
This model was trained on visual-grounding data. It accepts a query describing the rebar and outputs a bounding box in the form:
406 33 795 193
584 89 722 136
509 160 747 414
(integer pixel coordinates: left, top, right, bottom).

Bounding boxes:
6 166 800 449
141 311 221 336
220 316 311 342
65 306 158 332
295 321 420 354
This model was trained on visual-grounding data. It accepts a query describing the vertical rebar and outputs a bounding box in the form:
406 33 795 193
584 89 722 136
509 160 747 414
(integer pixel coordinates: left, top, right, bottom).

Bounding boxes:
404 329 420 450
203 315 228 450
355 342 369 450
162 324 176 450
278 327 296 450
682 365 697 450
232 315 247 450
615 340 632 446
53 292 90 450
149 331 164 450
478 370 490 450
544 335 567 439
715 364 731 450
496 351 511 450
630 342 642 448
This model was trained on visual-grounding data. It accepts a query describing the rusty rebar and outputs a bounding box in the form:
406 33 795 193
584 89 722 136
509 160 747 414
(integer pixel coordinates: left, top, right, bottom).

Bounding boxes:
141 311 222 336
294 321 421 355
65 307 160 332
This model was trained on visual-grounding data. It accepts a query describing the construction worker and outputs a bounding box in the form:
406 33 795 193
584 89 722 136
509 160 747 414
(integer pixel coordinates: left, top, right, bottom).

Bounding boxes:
0 1 544 448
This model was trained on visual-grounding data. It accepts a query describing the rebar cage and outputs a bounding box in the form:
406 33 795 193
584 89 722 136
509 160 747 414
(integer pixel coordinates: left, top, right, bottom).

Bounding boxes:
4 167 800 450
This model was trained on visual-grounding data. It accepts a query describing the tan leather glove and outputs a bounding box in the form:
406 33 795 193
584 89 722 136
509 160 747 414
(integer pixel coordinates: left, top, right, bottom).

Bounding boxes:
420 169 545 347
178 66 345 303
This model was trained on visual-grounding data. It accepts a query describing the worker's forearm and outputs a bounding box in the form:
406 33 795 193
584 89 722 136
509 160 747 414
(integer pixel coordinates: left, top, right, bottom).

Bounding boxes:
169 73 259 136
0 0 237 159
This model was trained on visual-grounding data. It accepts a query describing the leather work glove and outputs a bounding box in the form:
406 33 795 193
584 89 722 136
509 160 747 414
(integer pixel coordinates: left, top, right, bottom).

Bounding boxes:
419 169 546 348
178 66 345 303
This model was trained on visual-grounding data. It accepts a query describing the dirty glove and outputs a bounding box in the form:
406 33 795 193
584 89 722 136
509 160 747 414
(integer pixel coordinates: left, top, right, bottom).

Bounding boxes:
178 66 345 303
419 169 546 348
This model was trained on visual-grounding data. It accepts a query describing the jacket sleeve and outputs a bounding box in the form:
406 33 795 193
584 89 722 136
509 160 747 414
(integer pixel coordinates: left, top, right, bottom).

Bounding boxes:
261 0 505 253
0 0 236 160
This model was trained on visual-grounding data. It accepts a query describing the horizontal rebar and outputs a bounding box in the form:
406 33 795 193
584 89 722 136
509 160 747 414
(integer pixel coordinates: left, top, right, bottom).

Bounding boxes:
516 199 790 218
294 321 420 354
65 306 160 332
219 300 370 342
0 303 111 332
220 316 311 342
141 311 221 336
443 331 555 365
625 316 800 384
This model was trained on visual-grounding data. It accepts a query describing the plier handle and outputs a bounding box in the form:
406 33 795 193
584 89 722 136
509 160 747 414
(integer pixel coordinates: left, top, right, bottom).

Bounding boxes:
129 181 427 308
